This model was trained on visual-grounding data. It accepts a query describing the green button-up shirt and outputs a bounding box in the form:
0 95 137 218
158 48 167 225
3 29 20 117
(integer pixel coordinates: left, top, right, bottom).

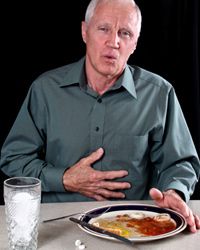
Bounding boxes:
1 57 199 202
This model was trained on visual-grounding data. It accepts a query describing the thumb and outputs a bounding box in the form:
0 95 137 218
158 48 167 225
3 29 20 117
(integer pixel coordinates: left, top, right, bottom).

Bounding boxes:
149 187 164 202
84 148 104 165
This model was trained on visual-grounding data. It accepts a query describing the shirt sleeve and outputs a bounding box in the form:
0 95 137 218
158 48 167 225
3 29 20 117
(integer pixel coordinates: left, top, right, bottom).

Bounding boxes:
0 81 66 193
150 87 200 202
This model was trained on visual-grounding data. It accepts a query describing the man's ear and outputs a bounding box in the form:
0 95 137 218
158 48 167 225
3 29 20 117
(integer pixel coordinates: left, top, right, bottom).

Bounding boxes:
81 21 87 43
131 41 138 54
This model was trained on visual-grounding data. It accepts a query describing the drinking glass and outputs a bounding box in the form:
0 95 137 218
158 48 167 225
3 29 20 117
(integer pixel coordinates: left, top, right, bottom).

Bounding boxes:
4 177 41 250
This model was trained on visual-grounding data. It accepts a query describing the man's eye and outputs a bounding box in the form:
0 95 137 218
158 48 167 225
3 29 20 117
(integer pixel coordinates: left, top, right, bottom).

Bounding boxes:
119 30 132 38
98 27 109 32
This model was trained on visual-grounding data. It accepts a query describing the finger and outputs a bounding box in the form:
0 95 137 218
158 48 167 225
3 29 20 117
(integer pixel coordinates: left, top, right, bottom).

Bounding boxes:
82 148 104 165
149 188 164 202
194 214 200 229
83 191 107 201
96 180 131 190
93 194 107 201
96 169 129 180
96 188 126 199
186 209 197 233
173 200 190 218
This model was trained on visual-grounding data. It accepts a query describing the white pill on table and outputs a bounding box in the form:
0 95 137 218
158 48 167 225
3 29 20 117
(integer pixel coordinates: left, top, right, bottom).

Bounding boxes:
75 239 82 246
78 244 86 250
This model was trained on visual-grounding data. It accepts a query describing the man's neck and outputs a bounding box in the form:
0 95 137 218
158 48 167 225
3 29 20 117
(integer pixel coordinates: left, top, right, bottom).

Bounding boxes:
87 77 117 95
85 63 122 95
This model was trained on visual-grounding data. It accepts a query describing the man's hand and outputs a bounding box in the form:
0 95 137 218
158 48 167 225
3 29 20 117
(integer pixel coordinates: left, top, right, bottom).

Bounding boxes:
150 188 200 233
63 148 131 201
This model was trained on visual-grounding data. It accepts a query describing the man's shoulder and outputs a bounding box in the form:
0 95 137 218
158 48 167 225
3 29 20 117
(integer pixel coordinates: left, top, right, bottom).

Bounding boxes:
31 57 84 90
35 60 79 83
128 64 172 90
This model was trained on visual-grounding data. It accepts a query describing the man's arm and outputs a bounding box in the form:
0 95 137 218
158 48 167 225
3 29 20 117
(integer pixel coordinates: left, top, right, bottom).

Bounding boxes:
150 87 200 202
0 83 65 193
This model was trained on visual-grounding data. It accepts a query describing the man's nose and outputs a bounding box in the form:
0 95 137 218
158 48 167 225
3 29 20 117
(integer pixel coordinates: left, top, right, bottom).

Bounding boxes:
106 32 120 48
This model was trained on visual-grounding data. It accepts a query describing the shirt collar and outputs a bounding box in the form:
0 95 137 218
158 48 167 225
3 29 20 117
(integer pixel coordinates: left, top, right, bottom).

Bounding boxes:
59 57 86 87
60 57 137 99
115 65 137 99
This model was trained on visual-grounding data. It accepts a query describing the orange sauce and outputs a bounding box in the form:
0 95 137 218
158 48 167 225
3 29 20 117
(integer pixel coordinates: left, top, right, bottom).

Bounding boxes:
116 214 176 236
126 217 176 236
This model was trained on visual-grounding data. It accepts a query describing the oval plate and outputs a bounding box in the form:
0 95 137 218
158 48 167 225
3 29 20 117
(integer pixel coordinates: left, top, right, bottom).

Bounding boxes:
78 204 187 242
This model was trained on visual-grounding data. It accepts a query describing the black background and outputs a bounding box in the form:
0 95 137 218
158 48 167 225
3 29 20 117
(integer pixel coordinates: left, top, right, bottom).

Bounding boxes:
0 0 199 204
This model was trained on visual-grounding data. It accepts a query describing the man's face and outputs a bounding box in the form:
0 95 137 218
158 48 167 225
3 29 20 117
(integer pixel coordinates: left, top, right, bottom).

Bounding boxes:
82 0 139 79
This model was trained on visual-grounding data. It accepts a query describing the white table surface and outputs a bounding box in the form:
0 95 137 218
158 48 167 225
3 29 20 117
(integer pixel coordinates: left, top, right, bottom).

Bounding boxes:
0 200 200 250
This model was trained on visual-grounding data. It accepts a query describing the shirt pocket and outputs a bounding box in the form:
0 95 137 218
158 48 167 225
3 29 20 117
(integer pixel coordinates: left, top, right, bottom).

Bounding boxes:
111 134 149 162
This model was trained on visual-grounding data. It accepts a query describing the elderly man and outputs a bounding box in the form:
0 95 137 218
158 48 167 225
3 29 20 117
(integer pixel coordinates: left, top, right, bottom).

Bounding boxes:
1 0 200 232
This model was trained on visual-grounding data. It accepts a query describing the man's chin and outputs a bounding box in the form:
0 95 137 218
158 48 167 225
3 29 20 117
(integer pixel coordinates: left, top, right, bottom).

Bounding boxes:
99 65 119 77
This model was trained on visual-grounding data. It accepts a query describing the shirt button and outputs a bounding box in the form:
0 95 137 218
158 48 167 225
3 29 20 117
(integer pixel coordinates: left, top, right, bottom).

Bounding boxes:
97 98 102 103
95 126 100 131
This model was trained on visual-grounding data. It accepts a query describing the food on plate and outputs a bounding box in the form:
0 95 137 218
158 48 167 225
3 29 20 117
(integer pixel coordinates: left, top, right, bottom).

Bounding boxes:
93 219 133 237
129 212 145 219
153 213 171 222
92 212 177 238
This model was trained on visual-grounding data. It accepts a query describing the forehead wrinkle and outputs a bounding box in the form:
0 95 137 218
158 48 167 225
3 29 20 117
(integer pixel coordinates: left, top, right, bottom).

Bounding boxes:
94 14 137 35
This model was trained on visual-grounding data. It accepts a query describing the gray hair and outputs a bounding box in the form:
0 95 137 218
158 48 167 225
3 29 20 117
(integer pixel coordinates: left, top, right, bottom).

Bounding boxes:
85 0 142 35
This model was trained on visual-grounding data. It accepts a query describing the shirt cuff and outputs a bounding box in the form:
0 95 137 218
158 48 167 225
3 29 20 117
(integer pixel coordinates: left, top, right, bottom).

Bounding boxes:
40 164 66 192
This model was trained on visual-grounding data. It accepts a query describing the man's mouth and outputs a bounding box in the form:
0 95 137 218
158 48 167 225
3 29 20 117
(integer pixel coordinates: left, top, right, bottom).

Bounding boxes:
103 54 118 61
